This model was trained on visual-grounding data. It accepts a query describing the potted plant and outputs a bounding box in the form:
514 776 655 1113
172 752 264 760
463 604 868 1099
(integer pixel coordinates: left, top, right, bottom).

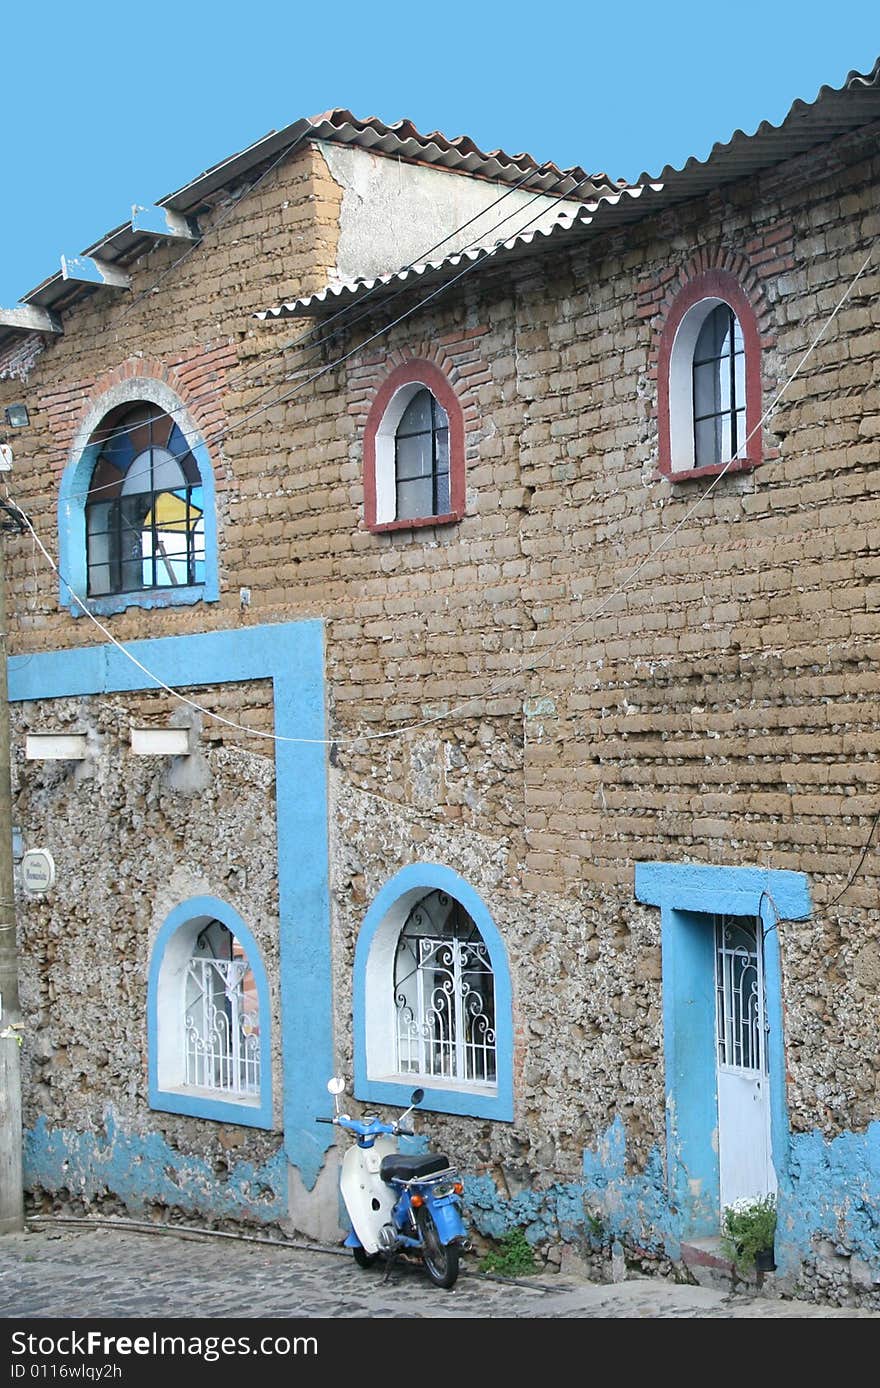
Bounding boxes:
720 1193 777 1274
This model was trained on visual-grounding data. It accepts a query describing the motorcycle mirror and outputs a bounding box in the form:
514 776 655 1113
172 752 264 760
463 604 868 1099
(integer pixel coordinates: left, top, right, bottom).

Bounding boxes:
327 1077 346 1095
411 1088 424 1106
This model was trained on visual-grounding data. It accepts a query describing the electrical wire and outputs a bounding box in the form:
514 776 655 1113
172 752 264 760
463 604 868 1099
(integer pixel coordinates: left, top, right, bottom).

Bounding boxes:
63 164 597 503
823 807 880 906
62 156 592 490
112 132 312 326
4 239 874 750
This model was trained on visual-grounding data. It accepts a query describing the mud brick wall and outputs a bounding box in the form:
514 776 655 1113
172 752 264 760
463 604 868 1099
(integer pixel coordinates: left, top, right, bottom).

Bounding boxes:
1 121 878 1205
319 122 880 1181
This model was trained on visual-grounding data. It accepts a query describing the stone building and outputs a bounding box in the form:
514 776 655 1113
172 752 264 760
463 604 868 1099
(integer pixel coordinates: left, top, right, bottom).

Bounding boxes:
1 62 880 1304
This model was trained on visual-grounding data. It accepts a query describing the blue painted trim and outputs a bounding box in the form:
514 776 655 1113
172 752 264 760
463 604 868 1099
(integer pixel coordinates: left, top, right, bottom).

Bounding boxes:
353 863 513 1122
148 895 272 1129
661 907 719 1235
634 862 811 919
57 424 219 616
635 861 811 1240
9 621 332 1188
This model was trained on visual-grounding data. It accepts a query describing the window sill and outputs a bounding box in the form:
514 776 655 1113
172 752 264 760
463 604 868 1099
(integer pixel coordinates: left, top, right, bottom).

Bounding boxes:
660 456 761 483
149 1083 272 1129
367 511 462 535
359 1073 508 1121
68 584 214 618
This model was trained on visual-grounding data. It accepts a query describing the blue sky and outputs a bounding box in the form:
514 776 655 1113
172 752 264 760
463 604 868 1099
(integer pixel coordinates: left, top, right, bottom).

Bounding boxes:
0 1 878 307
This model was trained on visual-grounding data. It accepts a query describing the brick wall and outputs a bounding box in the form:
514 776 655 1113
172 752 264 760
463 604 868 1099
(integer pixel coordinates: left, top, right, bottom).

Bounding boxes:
2 121 879 1194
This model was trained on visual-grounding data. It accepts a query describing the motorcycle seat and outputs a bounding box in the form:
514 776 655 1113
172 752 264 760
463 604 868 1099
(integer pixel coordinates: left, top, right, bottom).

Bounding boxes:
380 1152 451 1183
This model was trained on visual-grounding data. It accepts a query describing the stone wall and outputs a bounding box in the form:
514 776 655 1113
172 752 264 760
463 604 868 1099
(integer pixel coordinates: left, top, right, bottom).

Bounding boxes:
13 682 281 1220
0 117 878 1287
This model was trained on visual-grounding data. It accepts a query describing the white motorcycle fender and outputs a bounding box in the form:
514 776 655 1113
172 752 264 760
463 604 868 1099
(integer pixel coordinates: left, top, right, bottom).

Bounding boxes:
340 1136 399 1254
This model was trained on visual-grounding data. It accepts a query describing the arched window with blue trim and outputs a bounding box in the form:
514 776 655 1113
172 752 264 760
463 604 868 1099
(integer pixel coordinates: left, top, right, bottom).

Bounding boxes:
85 402 205 597
58 381 219 617
354 865 513 1122
148 897 273 1129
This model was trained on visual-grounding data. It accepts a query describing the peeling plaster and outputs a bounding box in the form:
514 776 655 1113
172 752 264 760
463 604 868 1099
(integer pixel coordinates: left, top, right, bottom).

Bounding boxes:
466 1118 672 1255
25 1110 288 1224
777 1122 880 1277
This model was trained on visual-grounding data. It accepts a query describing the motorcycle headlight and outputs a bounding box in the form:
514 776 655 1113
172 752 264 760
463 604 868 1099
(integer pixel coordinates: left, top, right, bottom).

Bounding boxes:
433 1180 463 1199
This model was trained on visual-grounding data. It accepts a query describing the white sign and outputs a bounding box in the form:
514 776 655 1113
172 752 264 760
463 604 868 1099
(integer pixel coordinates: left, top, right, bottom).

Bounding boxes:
22 848 55 894
0 444 12 472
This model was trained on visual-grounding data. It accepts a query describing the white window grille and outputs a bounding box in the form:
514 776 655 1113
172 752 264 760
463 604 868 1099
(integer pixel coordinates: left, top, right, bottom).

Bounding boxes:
184 924 260 1096
714 915 768 1075
394 890 495 1085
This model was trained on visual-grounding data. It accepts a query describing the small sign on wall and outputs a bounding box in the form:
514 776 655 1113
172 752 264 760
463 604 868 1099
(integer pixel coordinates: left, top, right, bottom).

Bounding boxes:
21 848 56 894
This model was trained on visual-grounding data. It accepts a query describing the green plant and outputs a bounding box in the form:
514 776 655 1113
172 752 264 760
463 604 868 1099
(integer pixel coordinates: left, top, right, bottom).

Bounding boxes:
720 1194 777 1272
585 1210 604 1241
479 1226 538 1277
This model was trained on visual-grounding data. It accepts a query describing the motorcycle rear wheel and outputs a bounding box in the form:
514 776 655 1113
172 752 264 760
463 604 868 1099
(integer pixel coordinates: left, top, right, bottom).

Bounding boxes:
417 1207 460 1289
352 1245 379 1269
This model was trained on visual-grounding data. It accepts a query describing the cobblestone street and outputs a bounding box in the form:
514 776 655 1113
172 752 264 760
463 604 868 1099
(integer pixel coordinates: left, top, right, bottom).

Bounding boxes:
1 1222 876 1321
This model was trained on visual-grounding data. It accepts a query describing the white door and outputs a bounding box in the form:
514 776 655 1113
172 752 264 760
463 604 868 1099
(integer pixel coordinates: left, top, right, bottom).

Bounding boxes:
714 916 776 1212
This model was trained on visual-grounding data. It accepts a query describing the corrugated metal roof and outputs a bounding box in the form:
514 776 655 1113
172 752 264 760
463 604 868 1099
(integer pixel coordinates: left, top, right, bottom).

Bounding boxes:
5 59 880 351
256 191 657 320
259 58 880 322
4 111 611 342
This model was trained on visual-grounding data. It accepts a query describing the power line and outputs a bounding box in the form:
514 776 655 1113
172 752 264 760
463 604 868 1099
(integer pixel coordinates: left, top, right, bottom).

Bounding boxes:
823 807 880 907
63 164 592 503
113 133 312 326
4 237 874 749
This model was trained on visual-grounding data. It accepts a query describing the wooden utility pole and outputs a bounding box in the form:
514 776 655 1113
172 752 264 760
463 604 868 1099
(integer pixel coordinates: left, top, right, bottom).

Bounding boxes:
0 503 24 1234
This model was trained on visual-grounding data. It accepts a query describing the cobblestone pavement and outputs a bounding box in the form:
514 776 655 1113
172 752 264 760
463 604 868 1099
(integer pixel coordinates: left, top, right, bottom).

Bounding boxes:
0 1221 877 1320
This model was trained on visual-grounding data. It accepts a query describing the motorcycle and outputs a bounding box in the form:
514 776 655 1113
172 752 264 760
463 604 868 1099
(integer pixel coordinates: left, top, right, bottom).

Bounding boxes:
317 1076 467 1288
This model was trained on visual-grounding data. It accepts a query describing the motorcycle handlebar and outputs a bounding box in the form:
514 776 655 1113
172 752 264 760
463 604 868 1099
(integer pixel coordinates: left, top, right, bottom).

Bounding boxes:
314 1112 416 1137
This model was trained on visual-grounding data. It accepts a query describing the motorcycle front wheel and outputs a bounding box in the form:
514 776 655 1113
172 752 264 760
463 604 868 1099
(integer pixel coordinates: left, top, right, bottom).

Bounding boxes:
417 1207 461 1289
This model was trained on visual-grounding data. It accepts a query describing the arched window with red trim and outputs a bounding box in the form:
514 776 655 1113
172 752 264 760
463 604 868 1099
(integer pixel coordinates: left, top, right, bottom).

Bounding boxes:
658 270 763 480
363 361 465 531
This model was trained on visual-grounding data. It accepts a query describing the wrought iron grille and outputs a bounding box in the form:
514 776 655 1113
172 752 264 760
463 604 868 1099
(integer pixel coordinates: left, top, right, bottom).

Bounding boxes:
714 915 768 1074
184 939 260 1096
394 890 496 1085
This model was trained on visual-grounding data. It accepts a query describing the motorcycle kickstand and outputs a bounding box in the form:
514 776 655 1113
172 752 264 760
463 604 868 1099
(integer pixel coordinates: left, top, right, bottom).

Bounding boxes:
381 1248 403 1283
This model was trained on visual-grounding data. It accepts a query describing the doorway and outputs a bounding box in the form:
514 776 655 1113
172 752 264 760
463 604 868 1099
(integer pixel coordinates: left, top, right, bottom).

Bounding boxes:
635 861 807 1244
714 915 776 1210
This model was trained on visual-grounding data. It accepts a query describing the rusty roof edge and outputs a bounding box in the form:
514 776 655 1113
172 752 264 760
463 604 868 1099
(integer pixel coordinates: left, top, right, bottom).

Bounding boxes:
258 59 880 322
633 55 880 185
12 111 605 320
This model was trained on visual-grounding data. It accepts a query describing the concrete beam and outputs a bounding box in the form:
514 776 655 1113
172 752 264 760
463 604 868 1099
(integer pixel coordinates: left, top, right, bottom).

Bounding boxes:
0 305 62 335
131 204 199 241
60 255 130 290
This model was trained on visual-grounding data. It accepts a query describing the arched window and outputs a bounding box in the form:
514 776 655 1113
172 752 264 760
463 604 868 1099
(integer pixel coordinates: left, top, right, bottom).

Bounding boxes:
657 269 763 480
363 361 465 531
148 897 272 1128
692 305 745 469
394 889 495 1085
353 864 513 1121
58 379 219 617
85 402 205 597
394 390 450 522
184 920 260 1097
